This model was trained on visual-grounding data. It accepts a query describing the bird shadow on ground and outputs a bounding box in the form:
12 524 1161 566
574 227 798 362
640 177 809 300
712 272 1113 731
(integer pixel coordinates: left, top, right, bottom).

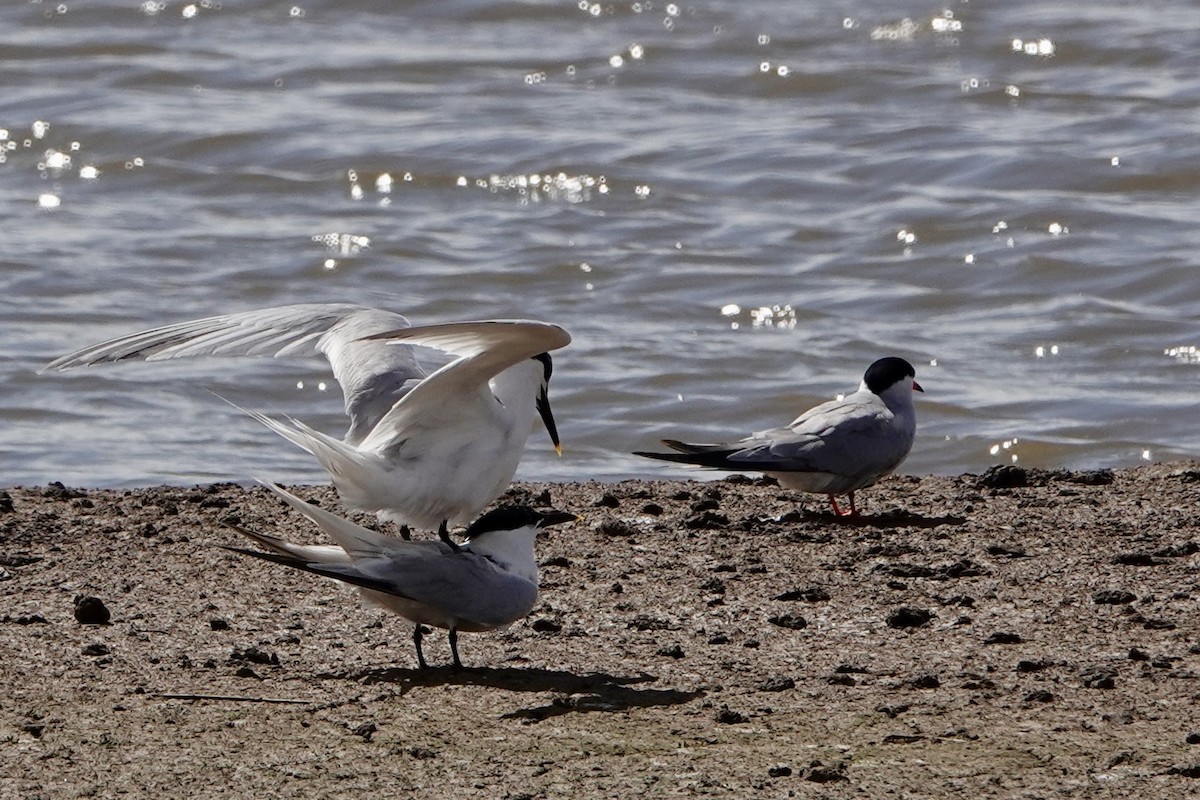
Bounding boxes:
319 665 704 720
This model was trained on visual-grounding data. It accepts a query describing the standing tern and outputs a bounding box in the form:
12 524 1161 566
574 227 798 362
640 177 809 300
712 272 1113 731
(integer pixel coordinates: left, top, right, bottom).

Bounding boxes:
223 481 578 670
635 356 923 516
42 305 571 540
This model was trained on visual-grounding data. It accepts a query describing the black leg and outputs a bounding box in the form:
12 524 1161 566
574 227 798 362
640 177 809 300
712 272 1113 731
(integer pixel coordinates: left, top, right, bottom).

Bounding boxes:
449 627 463 671
398 524 412 541
413 624 429 670
438 519 461 552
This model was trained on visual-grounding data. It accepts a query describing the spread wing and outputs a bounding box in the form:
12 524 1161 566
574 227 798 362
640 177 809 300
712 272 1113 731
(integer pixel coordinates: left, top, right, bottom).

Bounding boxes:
41 303 427 444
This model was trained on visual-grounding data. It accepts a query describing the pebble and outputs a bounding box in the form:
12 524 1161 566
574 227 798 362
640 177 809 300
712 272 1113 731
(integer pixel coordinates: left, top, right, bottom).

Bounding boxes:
73 595 111 625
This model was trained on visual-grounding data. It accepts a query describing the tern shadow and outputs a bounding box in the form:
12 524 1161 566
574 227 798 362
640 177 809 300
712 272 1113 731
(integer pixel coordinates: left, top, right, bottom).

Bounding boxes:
319 665 704 720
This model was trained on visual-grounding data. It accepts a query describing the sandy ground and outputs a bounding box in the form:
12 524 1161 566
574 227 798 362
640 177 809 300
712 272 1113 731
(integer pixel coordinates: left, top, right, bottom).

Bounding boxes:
2 463 1200 799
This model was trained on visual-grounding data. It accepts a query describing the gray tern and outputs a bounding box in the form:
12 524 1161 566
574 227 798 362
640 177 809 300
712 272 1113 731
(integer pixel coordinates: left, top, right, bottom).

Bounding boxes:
223 481 577 670
43 305 571 541
636 356 923 516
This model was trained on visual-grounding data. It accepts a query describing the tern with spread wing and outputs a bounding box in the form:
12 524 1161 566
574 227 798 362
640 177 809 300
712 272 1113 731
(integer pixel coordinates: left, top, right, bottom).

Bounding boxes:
224 481 577 670
42 304 571 539
636 357 923 516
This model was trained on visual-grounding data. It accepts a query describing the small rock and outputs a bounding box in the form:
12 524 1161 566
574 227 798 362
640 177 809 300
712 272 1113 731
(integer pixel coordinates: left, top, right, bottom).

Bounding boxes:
757 676 795 692
715 705 748 724
978 465 1028 489
593 493 620 508
235 666 261 679
531 618 562 633
541 555 570 568
656 644 684 659
1165 764 1200 778
906 674 940 689
81 642 110 657
229 646 280 666
699 577 726 595
767 765 792 778
768 613 808 630
684 510 729 529
707 633 730 645
1094 589 1137 605
1128 647 1151 661
209 618 230 631
73 596 111 625
595 519 637 537
1186 732 1200 745
985 631 1022 645
627 614 672 631
774 586 830 603
886 606 934 629
352 722 377 741
1025 689 1054 703
22 723 45 738
1080 667 1117 689
876 703 909 718
1017 659 1052 673
805 764 848 783
408 746 437 759
641 502 664 516
0 490 13 513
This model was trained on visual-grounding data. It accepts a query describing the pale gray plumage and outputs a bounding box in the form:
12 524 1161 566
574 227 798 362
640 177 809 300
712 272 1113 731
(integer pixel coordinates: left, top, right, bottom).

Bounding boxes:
224 481 577 669
636 356 923 516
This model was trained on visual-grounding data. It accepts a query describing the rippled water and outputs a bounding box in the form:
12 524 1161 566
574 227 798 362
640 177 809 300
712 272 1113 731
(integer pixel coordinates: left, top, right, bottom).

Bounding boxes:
3 1 1199 488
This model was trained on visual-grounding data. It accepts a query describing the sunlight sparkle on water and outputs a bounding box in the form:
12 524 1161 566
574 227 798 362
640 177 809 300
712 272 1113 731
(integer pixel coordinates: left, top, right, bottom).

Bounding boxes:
1012 38 1055 57
1164 345 1200 364
871 18 919 41
1048 222 1068 235
989 438 1019 462
37 193 61 209
312 232 370 256
1034 345 1059 358
79 165 99 180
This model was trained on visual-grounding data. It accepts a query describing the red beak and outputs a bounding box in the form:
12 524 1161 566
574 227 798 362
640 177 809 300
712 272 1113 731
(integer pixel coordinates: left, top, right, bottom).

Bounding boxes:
913 380 924 392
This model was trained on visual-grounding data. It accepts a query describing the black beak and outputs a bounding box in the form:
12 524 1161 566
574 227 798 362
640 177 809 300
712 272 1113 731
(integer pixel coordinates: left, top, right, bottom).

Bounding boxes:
536 386 562 456
536 509 580 529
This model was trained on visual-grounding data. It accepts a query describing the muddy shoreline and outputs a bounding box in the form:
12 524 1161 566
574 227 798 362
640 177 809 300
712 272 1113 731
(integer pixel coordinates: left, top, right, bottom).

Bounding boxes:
3 464 1200 798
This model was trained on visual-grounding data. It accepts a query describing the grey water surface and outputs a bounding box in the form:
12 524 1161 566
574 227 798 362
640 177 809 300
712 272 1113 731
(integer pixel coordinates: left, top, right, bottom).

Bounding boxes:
3 0 1198 488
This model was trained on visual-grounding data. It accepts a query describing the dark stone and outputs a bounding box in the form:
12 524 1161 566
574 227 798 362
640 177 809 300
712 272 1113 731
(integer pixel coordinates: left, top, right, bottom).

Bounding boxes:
1080 667 1117 689
985 632 1022 645
228 646 280 666
531 618 562 633
757 676 795 692
81 643 110 657
641 502 664 516
1165 764 1200 778
656 644 684 659
684 511 729 529
593 493 620 508
774 586 830 603
906 674 941 689
73 595 111 625
886 606 934 628
627 614 672 631
540 556 570 568
1017 659 1052 673
1025 690 1055 703
768 613 808 630
1094 589 1137 605
715 705 749 724
978 465 1028 489
352 722 377 741
209 618 230 631
1186 732 1200 745
0 490 13 513
767 765 792 778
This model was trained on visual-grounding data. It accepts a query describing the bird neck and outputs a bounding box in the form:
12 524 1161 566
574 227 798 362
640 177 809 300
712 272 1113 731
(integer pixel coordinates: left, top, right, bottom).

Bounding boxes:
466 527 539 581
